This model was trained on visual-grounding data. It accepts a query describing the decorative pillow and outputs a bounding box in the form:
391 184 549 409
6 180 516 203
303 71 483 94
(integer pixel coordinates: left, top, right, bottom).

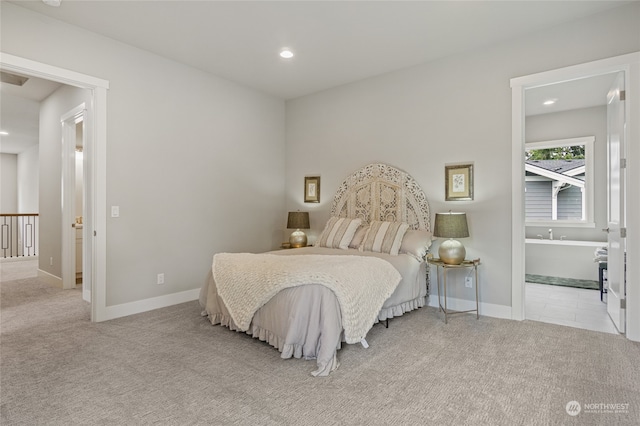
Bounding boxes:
348 225 369 249
315 217 363 250
399 230 433 261
359 221 410 255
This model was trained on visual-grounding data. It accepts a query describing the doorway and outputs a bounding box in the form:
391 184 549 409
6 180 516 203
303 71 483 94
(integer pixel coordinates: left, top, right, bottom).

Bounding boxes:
0 53 109 322
75 120 84 287
61 104 87 297
522 75 617 334
510 52 639 340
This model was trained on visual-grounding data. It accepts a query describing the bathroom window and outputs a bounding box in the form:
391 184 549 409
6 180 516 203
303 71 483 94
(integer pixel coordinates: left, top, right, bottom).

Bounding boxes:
525 136 594 227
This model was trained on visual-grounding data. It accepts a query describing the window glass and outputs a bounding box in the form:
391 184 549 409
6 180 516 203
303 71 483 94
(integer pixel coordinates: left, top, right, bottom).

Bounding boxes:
525 137 594 226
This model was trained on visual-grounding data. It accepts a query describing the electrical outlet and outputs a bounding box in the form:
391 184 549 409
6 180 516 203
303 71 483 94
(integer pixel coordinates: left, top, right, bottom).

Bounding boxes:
465 276 473 288
157 273 165 285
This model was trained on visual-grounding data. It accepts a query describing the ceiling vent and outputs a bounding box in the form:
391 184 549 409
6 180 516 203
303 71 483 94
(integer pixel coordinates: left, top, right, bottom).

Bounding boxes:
1 71 29 87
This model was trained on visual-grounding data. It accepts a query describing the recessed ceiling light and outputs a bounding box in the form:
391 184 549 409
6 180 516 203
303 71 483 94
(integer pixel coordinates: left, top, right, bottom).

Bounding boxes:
279 49 294 59
42 0 62 7
543 99 557 106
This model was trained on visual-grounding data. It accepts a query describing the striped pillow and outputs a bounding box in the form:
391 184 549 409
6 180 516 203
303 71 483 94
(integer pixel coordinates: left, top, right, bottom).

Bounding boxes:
348 225 369 249
359 221 410 255
315 217 362 249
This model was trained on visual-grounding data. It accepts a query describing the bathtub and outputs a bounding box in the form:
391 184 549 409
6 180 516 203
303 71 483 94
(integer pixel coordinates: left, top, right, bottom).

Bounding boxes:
525 239 606 247
525 239 606 281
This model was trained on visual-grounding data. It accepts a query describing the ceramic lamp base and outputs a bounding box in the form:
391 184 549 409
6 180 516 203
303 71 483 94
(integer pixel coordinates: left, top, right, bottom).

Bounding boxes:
438 239 466 265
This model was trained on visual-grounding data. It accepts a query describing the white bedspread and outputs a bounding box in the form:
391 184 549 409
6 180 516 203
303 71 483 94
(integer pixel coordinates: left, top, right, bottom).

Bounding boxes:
212 253 402 344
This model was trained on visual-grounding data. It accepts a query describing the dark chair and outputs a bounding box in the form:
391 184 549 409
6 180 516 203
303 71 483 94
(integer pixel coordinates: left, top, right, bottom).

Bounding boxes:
598 262 608 302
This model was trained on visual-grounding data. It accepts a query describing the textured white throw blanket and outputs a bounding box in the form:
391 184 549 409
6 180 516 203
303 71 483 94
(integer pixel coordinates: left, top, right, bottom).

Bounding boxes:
212 253 402 344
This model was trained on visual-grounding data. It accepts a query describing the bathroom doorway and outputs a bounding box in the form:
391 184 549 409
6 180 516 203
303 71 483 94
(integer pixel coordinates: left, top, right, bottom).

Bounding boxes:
523 73 618 334
510 53 638 338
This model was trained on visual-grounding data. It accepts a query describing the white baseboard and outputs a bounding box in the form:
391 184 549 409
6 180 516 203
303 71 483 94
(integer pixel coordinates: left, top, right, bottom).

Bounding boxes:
102 290 511 323
428 295 512 319
38 269 62 288
103 288 201 321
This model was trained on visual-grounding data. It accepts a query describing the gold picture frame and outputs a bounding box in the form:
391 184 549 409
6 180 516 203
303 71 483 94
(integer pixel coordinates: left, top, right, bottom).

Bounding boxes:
445 164 473 201
304 176 320 203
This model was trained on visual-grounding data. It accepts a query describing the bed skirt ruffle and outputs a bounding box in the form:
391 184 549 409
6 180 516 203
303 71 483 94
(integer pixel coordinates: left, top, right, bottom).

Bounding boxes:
377 295 427 322
202 311 339 376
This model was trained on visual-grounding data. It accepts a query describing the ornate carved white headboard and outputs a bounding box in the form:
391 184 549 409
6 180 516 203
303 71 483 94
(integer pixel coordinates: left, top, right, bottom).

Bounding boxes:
330 163 431 231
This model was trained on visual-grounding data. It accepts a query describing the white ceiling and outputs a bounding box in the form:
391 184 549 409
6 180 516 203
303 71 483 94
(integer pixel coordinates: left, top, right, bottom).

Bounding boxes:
0 0 632 154
8 0 630 100
525 72 619 116
1 75 62 154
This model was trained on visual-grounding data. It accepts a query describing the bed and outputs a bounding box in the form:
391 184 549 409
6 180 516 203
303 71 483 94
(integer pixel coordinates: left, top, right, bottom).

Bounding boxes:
200 163 432 376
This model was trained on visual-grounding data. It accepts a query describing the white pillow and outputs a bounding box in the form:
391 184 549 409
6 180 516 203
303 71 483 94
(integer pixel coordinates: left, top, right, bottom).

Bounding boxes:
315 217 363 250
399 230 433 261
359 221 409 255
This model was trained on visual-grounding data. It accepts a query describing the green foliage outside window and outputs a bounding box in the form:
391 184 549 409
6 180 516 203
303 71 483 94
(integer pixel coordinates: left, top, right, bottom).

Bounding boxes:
525 145 585 161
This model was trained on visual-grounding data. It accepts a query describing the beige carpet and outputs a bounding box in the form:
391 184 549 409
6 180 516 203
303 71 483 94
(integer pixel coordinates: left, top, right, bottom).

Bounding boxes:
1 260 639 425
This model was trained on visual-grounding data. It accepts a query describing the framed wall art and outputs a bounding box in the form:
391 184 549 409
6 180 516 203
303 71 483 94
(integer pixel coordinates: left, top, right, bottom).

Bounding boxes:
445 164 474 201
304 176 320 203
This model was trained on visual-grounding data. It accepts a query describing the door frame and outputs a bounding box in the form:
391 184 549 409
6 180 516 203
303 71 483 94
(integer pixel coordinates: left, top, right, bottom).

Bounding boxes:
510 52 640 341
0 52 109 322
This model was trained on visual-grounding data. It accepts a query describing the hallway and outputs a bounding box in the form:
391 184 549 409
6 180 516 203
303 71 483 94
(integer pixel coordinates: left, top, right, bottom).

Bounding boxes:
0 258 38 282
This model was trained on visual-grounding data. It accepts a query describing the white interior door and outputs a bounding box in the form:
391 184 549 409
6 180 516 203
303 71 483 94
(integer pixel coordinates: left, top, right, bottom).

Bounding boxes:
606 71 626 333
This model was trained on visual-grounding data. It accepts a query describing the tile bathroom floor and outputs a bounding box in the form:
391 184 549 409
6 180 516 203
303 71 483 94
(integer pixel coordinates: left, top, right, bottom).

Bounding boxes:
525 282 619 335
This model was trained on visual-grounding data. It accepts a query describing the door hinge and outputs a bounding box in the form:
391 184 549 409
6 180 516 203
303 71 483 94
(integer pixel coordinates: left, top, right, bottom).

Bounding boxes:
93 230 97 237
620 158 627 169
621 299 626 309
620 227 627 238
619 90 626 101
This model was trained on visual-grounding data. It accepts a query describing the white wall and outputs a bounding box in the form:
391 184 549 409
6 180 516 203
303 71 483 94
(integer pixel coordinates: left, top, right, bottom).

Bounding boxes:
17 145 39 213
285 3 640 310
0 153 18 213
1 3 286 307
525 106 607 242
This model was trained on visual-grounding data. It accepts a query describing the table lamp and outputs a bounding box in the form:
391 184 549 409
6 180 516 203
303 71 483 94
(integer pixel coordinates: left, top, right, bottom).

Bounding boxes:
287 211 310 248
433 211 469 265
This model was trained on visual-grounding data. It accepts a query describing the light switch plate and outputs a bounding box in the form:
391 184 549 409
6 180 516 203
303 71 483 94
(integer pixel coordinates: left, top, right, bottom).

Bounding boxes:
111 206 120 218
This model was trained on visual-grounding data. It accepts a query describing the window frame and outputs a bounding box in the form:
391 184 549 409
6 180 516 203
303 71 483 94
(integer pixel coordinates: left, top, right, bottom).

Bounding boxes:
524 136 595 228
